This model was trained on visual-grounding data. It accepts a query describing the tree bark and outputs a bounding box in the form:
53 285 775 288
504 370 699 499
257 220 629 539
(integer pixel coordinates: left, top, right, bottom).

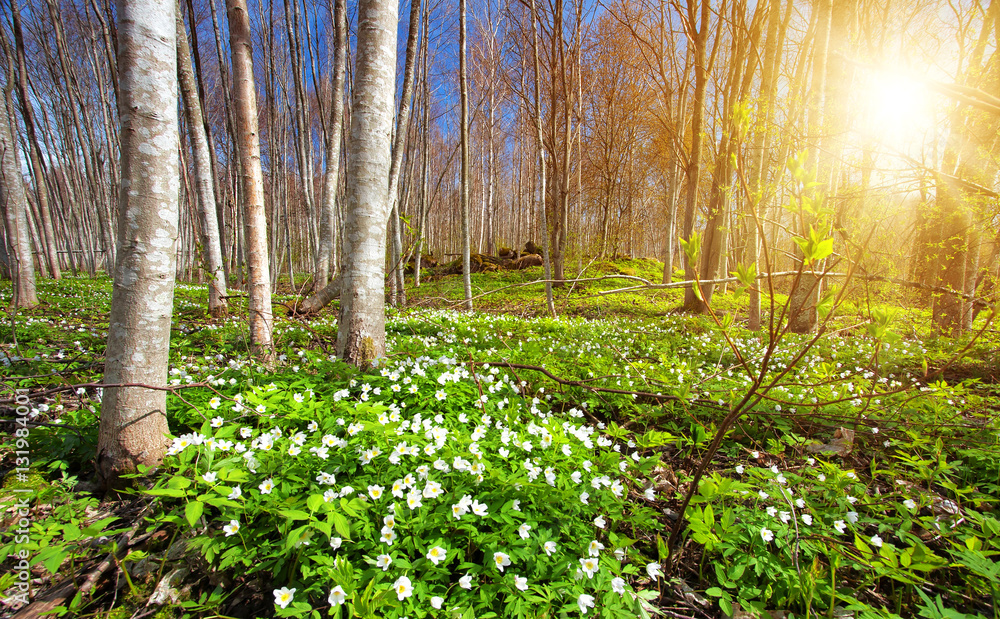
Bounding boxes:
227 0 274 360
386 0 423 307
530 0 555 317
459 0 473 310
337 0 397 366
315 0 348 289
0 86 38 307
97 0 178 490
681 0 714 311
177 9 227 318
11 1 60 280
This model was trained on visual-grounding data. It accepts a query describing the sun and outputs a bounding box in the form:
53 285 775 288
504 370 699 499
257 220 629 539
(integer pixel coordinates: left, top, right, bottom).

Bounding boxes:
858 69 936 153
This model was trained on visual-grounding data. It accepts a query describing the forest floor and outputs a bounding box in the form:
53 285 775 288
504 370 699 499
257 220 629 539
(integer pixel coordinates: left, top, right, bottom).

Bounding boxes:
1 260 999 619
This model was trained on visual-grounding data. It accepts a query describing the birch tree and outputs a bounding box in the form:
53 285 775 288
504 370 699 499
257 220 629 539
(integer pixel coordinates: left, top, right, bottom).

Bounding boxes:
177 8 227 317
337 0 398 365
0 86 38 308
314 0 348 290
227 0 273 358
460 0 473 310
96 0 177 489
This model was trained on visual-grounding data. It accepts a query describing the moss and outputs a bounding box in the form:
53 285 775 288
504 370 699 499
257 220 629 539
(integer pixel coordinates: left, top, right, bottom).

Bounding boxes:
3 471 47 492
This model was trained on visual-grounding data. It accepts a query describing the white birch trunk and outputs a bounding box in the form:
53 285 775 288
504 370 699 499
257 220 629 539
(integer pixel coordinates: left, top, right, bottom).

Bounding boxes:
0 93 38 308
315 0 347 289
177 10 227 318
97 0 178 489
336 0 397 365
227 0 274 359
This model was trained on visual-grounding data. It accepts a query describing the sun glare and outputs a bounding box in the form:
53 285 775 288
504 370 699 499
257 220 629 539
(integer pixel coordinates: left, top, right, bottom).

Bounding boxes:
860 70 935 152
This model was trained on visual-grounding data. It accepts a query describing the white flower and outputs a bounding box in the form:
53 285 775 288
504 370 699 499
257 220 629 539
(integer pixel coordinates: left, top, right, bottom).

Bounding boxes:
227 486 242 500
472 500 489 516
459 574 473 589
544 541 557 556
833 520 847 534
594 515 606 529
273 587 295 609
579 557 599 578
870 535 884 548
903 498 917 510
423 480 443 499
846 511 859 524
376 554 392 570
328 586 347 606
514 575 529 591
223 520 240 536
760 528 774 543
210 413 223 426
779 511 791 524
393 575 413 601
735 464 745 474
646 562 663 579
368 485 385 500
330 537 343 549
493 551 512 572
518 524 531 539
258 478 274 494
426 545 447 565
588 540 605 557
578 593 596 615
802 514 813 525
612 576 626 595
380 527 396 546
431 596 444 609
202 471 217 483
644 487 656 501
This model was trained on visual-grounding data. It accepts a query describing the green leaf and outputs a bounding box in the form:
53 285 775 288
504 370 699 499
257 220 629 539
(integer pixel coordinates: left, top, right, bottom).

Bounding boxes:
35 546 68 575
185 501 205 527
279 509 311 522
332 512 351 539
705 587 724 597
144 487 187 498
307 494 325 513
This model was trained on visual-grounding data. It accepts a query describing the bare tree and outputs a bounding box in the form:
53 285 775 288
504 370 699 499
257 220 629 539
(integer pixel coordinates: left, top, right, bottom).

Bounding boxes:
0 83 38 308
177 7 227 317
97 0 178 489
314 0 348 290
460 0 473 310
10 0 60 280
227 0 274 359
337 0 398 365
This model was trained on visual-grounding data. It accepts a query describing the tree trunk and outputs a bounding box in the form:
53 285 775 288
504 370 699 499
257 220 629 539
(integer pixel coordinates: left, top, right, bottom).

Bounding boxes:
459 0 473 310
227 0 274 360
681 0 713 311
315 0 348 289
11 1 60 280
787 0 831 334
530 0 555 317
97 0 178 490
177 9 227 318
0 87 38 307
337 0 397 366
